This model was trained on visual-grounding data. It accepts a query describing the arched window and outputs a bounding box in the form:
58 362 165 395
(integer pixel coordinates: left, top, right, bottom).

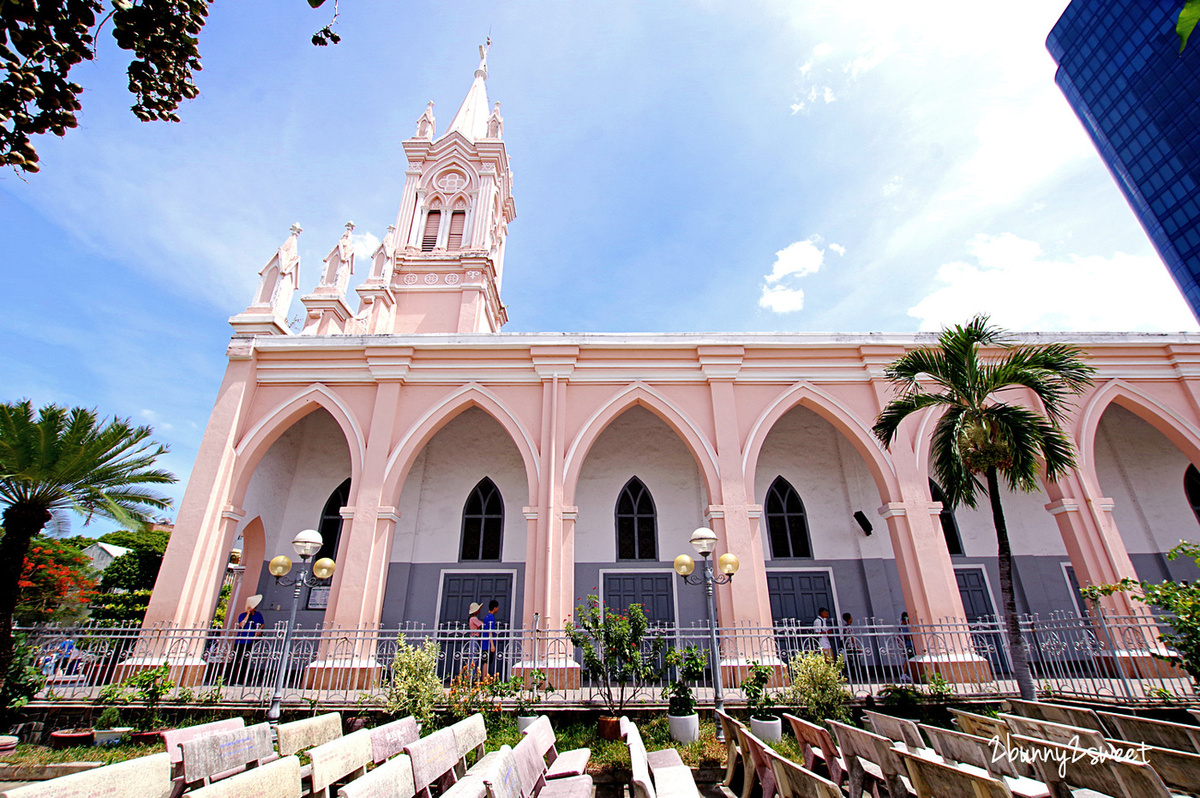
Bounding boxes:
764 476 812 559
316 479 351 562
461 477 504 561
616 477 657 560
929 479 964 556
1185 465 1200 525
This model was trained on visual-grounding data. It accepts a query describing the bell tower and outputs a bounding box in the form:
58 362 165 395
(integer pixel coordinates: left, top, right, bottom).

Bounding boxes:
370 43 516 334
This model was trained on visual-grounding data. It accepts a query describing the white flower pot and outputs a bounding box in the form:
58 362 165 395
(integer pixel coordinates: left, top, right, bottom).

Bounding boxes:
750 716 782 742
93 727 132 746
668 713 700 743
516 716 538 734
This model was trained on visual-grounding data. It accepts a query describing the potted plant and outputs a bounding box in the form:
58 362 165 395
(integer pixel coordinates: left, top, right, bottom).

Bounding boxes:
566 596 665 740
663 644 706 742
125 664 175 743
92 706 132 746
496 668 551 733
742 661 781 741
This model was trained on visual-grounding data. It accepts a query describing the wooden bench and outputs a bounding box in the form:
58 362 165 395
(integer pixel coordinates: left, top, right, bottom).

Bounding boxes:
949 708 1015 750
999 714 1107 750
734 725 779 798
405 726 462 798
309 727 373 798
782 713 846 787
715 709 748 792
338 753 417 798
624 717 698 798
1005 700 1106 735
828 719 913 798
277 711 343 757
369 716 419 765
188 755 303 798
0 751 172 798
1107 737 1200 796
162 718 244 797
864 711 925 751
178 721 278 791
449 713 488 776
895 748 1013 798
763 744 842 798
522 715 591 779
918 724 1047 798
1097 710 1200 754
1010 733 1173 798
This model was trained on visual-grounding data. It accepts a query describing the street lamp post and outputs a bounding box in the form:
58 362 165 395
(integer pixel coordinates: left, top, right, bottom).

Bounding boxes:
674 526 739 741
265 528 336 727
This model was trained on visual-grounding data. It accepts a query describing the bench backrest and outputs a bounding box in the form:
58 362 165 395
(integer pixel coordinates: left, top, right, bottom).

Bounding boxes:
735 726 778 798
624 719 655 798
919 723 1032 780
949 708 1013 749
827 720 906 778
863 710 924 750
452 713 488 763
370 716 419 765
187 755 302 798
277 712 343 757
1010 733 1171 798
1007 700 1105 734
180 722 276 785
782 713 843 785
163 718 244 765
764 743 841 798
522 716 558 763
513 733 548 798
0 752 173 798
310 728 373 796
1130 742 1200 795
1000 714 1108 751
895 749 1013 798
405 726 461 796
1097 710 1200 754
338 753 417 798
481 746 523 798
714 709 747 778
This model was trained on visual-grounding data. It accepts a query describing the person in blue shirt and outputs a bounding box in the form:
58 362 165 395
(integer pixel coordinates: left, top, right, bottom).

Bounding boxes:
232 594 264 684
481 600 499 674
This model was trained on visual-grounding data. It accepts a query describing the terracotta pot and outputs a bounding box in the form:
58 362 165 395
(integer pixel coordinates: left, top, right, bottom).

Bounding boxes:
597 715 623 741
49 729 94 749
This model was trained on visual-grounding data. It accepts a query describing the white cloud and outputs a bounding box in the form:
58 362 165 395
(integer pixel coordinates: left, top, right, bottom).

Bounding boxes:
759 237 838 314
759 284 809 313
829 242 846 256
350 231 382 260
908 233 1199 332
882 175 902 196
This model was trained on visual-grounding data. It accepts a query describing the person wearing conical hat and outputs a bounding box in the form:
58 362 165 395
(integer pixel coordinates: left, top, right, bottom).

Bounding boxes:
232 594 264 685
467 602 484 675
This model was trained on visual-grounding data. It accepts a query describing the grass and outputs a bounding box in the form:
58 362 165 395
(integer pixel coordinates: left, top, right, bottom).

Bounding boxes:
0 741 165 767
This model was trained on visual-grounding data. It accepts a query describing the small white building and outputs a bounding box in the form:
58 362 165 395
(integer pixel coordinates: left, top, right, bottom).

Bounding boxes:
83 542 131 573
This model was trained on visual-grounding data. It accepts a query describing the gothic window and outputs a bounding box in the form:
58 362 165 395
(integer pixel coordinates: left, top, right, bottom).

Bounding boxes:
421 210 441 251
616 477 657 560
447 211 467 249
929 479 965 556
316 479 351 562
1186 465 1200 525
461 477 504 561
764 476 812 559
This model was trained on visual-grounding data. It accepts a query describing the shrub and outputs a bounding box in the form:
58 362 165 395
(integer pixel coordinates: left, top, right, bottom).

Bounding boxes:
565 596 664 715
384 637 442 726
781 651 851 725
662 645 706 716
741 661 777 721
0 634 45 728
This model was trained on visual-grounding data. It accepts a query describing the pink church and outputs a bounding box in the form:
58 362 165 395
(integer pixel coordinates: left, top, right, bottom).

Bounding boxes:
146 49 1200 685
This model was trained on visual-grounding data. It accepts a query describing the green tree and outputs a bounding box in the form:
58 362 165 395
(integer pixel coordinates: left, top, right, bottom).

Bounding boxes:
14 536 96 624
0 0 336 174
0 400 174 695
871 316 1094 701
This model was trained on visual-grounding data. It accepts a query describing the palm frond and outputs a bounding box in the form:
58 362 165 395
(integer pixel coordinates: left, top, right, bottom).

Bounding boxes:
872 391 956 447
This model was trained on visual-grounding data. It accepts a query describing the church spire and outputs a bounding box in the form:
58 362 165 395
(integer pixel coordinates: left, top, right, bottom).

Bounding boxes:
441 41 492 142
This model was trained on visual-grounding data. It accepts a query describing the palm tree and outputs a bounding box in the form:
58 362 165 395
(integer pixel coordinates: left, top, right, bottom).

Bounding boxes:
0 401 175 694
872 316 1094 701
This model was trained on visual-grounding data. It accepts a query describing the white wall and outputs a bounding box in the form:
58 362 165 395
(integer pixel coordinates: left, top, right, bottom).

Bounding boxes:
1095 403 1200 554
390 407 529 564
754 405 895 560
950 481 1065 557
574 406 705 562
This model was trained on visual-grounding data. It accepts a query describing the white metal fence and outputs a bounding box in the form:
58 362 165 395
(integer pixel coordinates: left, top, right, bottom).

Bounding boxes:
25 611 1196 709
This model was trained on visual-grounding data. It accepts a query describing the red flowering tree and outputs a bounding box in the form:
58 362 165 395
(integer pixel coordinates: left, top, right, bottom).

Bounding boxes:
15 539 97 625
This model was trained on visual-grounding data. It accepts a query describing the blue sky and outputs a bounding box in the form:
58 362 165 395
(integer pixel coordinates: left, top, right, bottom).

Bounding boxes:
1 1 1196 535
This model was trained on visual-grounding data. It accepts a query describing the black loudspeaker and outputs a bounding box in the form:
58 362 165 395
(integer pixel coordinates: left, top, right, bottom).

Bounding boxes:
853 511 873 536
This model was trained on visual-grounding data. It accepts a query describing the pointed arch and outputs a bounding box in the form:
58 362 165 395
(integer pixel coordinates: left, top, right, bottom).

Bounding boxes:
461 477 504 561
381 384 540 507
763 476 812 559
1075 379 1200 480
561 383 720 506
742 381 899 503
615 476 657 560
316 478 351 563
229 384 364 508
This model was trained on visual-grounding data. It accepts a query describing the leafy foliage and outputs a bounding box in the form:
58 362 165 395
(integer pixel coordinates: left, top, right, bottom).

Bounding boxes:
781 651 851 725
0 633 45 728
1081 540 1200 683
88 588 153 624
662 644 706 716
741 661 777 721
446 662 501 722
1179 0 1200 52
492 667 551 716
565 596 665 715
120 663 174 730
383 637 442 726
15 537 97 624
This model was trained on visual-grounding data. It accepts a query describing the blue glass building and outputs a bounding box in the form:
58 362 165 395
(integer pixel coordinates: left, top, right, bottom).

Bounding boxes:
1049 1 1200 319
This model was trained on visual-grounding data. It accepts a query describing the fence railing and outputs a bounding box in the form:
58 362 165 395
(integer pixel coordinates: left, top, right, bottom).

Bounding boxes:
24 611 1196 709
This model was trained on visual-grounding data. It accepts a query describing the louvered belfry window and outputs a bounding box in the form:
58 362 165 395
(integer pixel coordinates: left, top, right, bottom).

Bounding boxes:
421 210 441 251
447 211 467 250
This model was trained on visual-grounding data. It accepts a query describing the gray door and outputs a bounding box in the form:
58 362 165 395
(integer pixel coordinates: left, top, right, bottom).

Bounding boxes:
955 568 1008 673
767 571 835 661
438 572 513 678
603 572 675 624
